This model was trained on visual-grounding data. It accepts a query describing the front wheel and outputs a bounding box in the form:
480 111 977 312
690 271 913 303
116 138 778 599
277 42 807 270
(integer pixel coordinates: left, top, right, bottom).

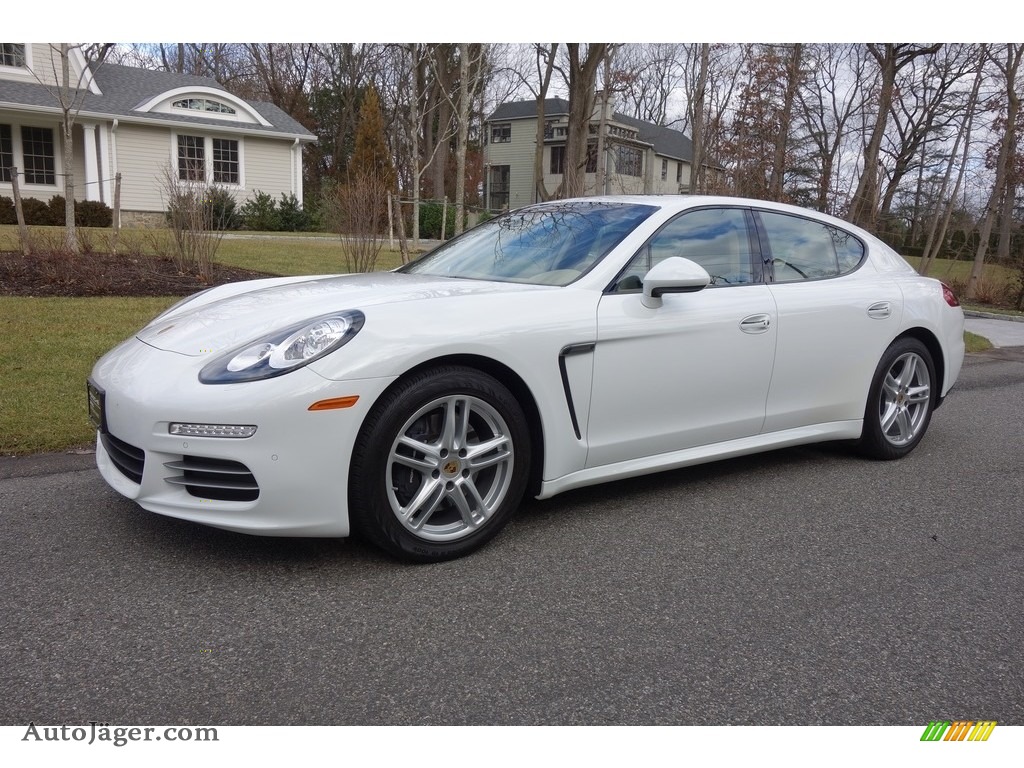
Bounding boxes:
349 366 530 562
857 338 936 460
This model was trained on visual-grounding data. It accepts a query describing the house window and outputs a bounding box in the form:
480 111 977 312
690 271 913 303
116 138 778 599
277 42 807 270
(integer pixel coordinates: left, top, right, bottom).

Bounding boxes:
661 158 668 181
178 135 205 181
550 145 565 175
172 98 236 116
616 145 643 177
0 124 12 182
676 162 683 184
488 165 509 210
586 143 598 173
212 138 239 184
490 123 511 144
177 135 242 185
21 126 55 185
0 44 27 68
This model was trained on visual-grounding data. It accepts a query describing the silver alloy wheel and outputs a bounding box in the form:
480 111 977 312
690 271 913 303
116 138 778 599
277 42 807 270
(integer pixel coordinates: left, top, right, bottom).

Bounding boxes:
386 394 515 542
878 351 931 446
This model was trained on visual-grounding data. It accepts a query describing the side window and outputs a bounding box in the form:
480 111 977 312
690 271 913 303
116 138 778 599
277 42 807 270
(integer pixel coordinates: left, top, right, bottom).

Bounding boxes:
614 207 754 291
759 211 864 282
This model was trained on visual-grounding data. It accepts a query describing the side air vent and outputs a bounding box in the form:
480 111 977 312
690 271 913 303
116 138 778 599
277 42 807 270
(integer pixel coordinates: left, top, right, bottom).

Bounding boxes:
163 456 259 502
101 432 145 484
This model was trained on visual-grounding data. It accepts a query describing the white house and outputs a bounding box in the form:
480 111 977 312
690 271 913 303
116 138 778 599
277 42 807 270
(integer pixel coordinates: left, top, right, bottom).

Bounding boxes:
0 43 315 225
484 96 721 212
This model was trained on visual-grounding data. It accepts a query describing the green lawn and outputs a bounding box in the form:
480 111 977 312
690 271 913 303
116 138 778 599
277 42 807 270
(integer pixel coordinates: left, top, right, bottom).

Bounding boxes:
964 331 994 354
0 296 177 454
0 225 411 275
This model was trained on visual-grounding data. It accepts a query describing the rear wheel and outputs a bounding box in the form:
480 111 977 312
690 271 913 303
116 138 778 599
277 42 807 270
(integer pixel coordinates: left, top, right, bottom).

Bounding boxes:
349 366 530 562
857 338 936 460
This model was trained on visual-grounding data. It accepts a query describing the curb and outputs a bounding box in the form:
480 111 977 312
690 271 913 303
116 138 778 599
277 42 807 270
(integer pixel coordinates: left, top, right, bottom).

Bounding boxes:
963 309 1024 323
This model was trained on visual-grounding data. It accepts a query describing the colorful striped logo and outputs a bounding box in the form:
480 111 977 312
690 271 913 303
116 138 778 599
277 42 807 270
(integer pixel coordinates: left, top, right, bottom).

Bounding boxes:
920 720 997 742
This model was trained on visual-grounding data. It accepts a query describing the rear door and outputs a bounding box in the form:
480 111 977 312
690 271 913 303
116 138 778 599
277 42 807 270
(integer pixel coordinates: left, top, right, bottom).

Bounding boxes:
754 209 902 432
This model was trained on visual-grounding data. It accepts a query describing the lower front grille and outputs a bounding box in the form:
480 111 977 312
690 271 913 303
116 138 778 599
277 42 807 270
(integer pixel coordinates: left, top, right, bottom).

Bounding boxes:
163 456 260 502
101 432 145 484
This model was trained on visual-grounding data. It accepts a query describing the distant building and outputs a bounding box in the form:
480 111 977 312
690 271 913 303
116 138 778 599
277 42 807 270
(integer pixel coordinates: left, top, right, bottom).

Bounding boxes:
1 43 315 225
483 96 722 211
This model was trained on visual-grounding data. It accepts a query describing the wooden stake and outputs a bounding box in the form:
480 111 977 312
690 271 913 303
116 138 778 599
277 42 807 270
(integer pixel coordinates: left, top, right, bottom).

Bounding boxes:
11 167 31 256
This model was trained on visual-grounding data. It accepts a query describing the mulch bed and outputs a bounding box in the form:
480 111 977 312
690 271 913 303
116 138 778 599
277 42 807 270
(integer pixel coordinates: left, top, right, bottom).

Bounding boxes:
0 250 275 297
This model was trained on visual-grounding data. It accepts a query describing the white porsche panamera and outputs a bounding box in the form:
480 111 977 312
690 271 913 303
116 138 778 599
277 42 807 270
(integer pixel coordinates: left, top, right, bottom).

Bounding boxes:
88 196 965 561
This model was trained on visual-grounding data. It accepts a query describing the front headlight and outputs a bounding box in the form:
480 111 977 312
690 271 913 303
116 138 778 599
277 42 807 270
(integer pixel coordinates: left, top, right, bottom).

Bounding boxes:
199 310 365 383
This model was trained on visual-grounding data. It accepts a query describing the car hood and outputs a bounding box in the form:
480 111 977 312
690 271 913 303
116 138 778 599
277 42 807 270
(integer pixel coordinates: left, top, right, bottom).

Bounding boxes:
137 272 545 356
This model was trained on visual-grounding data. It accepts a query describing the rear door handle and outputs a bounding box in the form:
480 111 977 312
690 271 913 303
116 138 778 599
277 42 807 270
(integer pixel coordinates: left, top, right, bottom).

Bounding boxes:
867 301 892 319
740 314 771 334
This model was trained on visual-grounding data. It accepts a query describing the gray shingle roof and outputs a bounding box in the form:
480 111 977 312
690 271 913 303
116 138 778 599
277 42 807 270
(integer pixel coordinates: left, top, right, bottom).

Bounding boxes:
488 98 718 167
0 63 314 139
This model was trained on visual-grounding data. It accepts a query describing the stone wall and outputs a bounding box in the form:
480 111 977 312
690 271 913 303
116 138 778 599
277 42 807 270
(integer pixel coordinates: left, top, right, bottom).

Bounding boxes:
119 210 166 228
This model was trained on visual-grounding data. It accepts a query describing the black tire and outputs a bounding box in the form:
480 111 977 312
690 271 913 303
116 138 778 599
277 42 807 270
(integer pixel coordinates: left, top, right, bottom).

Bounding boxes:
857 337 936 460
349 366 530 562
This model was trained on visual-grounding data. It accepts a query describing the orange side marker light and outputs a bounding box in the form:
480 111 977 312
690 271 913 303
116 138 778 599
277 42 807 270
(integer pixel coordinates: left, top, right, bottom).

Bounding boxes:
308 396 360 411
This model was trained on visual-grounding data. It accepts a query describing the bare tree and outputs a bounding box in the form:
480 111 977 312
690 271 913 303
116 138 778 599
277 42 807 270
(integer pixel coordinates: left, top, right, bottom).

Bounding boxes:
919 47 987 275
686 44 711 194
615 43 685 126
848 43 943 229
453 44 486 235
768 44 804 200
797 44 870 213
36 44 113 254
967 44 1024 299
876 45 978 242
680 44 746 195
386 44 459 249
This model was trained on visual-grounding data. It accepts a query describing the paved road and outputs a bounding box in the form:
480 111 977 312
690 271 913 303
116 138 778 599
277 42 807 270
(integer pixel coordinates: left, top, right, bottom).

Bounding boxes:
965 313 1024 347
1 352 1022 726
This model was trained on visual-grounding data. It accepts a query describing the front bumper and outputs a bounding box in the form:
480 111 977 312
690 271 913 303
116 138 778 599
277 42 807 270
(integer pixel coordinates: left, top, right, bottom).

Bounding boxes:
91 338 396 537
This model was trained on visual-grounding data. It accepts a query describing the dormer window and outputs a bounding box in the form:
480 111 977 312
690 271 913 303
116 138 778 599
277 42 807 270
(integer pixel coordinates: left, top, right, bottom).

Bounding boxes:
0 44 27 68
172 98 237 116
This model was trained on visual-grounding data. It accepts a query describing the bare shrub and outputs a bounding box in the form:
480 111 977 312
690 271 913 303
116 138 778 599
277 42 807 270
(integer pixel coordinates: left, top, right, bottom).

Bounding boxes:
158 166 233 280
970 276 1012 307
323 171 390 273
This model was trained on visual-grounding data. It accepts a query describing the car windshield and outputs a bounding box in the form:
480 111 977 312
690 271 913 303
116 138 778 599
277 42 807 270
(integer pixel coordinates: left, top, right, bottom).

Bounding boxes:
399 201 657 286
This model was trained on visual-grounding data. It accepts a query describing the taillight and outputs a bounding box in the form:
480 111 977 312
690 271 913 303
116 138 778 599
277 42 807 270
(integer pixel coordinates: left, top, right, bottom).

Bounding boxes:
941 282 960 307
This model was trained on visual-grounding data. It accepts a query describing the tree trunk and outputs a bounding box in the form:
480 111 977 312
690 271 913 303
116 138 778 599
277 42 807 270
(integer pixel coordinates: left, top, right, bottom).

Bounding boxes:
532 44 558 202
60 44 79 254
11 168 31 255
688 44 709 194
768 44 802 201
454 44 472 236
967 44 1023 298
849 45 896 229
996 82 1019 262
920 51 984 275
562 44 608 199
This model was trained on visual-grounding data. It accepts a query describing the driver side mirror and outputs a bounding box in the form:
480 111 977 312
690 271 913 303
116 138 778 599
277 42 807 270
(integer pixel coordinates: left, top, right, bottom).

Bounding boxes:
642 257 712 308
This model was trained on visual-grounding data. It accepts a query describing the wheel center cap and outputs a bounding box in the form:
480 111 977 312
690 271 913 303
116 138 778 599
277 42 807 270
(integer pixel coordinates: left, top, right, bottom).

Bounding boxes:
442 460 460 476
